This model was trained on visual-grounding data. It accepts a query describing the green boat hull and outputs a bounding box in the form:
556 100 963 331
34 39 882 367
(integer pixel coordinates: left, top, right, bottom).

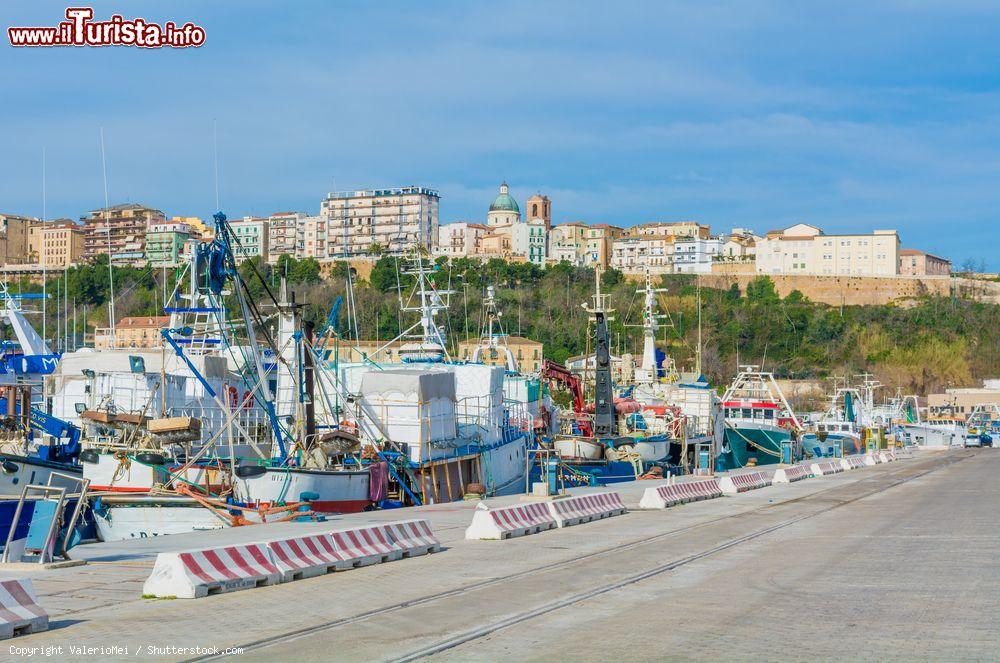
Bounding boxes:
718 425 791 471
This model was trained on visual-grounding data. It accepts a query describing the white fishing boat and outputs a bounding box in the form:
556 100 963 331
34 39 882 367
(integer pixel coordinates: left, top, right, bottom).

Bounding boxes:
322 261 534 501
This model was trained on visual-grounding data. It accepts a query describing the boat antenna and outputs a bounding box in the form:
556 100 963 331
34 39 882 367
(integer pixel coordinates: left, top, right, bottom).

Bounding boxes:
100 128 116 349
213 118 220 211
41 146 47 344
696 280 702 376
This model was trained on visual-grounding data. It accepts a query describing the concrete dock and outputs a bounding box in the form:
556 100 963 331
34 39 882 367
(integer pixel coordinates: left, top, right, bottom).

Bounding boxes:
3 448 996 661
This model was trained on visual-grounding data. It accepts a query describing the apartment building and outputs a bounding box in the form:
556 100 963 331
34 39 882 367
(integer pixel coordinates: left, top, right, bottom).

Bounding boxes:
94 315 170 350
294 214 333 261
82 204 165 266
0 213 40 265
549 222 588 265
629 221 710 240
899 249 951 276
320 186 439 257
581 224 625 269
228 216 269 263
268 212 306 262
146 222 193 267
28 220 86 269
610 235 674 274
755 223 899 276
436 222 489 258
673 236 722 273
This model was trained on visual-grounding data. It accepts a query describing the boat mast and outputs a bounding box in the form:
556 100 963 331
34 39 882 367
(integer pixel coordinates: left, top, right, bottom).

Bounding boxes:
472 285 517 372
633 268 667 384
583 268 616 438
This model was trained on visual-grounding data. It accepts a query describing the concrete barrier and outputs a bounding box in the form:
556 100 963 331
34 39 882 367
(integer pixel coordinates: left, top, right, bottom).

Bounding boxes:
719 471 771 495
810 460 844 476
773 465 812 483
383 519 442 557
547 492 627 527
0 579 47 639
465 501 557 540
329 524 402 565
864 454 879 466
639 479 722 509
841 456 866 470
143 543 282 599
267 533 354 581
878 451 891 463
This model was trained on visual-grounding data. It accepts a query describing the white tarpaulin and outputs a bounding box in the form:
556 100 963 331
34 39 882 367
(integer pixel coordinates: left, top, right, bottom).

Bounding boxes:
359 369 458 457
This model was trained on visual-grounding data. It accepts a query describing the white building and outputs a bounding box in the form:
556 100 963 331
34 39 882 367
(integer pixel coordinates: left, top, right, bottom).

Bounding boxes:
436 222 489 257
673 236 722 273
755 223 900 276
610 235 674 274
268 212 306 263
548 222 588 265
506 219 547 266
320 186 439 257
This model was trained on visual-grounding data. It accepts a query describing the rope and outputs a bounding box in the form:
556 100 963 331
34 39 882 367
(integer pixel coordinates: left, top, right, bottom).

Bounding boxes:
723 420 782 460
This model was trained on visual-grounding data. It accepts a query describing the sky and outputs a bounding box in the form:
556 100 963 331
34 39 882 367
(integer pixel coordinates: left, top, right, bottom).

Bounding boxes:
2 1 999 269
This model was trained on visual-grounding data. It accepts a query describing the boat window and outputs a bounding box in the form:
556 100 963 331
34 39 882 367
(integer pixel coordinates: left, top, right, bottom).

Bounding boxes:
753 408 764 419
764 409 774 420
741 408 752 418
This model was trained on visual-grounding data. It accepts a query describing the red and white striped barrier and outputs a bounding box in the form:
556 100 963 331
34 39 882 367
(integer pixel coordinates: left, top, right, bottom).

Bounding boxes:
864 453 879 466
810 460 844 476
143 543 281 599
383 519 442 557
639 479 722 509
465 501 557 540
718 471 771 495
547 491 627 527
0 579 47 639
773 465 812 483
878 451 891 463
267 533 354 581
840 456 866 470
329 524 402 566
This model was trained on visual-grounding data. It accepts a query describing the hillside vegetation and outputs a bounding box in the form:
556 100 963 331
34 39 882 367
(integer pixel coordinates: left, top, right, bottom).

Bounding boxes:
8 254 998 395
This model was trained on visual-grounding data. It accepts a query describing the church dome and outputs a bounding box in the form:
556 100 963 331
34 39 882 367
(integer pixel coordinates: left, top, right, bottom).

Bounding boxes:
489 182 520 214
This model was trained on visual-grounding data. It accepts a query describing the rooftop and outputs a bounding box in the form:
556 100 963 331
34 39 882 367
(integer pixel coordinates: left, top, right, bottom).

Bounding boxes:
116 315 170 329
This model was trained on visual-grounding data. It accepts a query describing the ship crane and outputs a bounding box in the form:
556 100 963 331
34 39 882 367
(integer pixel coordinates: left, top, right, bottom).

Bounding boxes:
540 359 593 438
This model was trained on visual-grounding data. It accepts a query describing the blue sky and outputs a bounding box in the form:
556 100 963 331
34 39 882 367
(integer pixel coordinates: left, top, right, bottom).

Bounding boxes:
2 1 999 268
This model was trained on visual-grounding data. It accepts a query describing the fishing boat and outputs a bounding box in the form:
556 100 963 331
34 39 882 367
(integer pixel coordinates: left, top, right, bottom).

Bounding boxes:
319 259 536 503
533 269 677 486
800 386 864 457
717 365 801 470
623 270 722 468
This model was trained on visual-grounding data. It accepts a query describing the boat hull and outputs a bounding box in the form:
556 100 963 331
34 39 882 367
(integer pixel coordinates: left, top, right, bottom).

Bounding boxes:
479 435 528 496
0 455 82 496
718 424 790 471
553 437 604 460
93 497 227 541
631 438 671 462
235 467 372 513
